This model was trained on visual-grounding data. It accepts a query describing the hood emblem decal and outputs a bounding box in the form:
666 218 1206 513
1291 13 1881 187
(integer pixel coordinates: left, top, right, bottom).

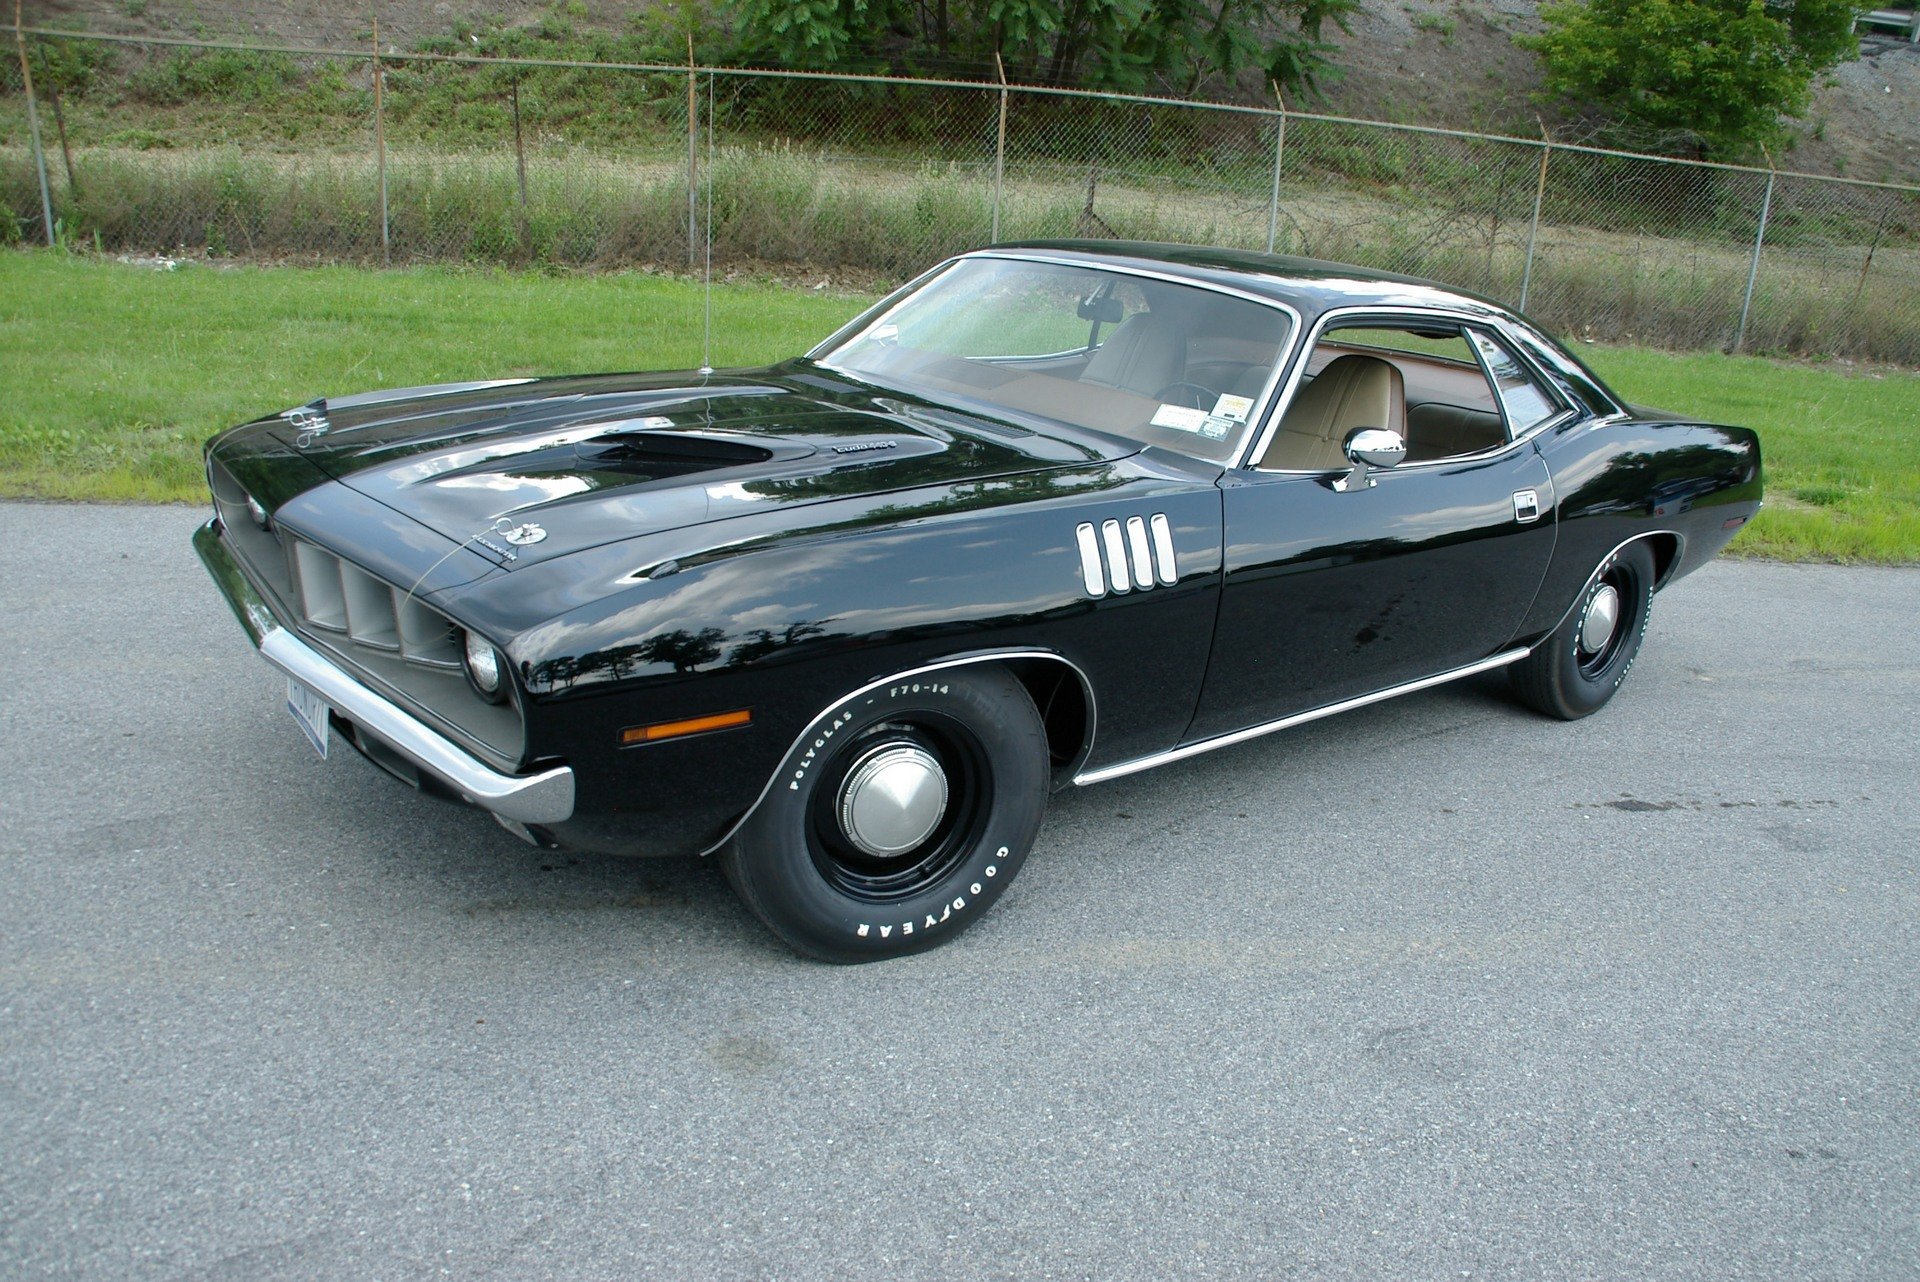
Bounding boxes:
282 400 332 448
500 522 549 546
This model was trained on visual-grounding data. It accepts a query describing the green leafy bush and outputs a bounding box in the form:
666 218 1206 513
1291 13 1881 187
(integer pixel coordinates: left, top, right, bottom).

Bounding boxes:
1522 0 1858 160
129 48 301 106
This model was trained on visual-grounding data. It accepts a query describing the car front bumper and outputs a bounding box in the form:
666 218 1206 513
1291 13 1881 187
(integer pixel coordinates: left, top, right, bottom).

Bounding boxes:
193 518 575 826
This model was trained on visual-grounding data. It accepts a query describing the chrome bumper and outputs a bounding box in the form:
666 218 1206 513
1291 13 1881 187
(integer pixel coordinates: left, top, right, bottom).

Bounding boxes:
194 519 575 826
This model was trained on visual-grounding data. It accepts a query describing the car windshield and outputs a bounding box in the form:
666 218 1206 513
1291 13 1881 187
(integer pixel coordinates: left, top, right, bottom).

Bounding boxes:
815 256 1295 464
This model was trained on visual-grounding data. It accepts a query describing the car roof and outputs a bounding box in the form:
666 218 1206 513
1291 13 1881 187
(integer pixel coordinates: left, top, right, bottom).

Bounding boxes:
980 240 1520 325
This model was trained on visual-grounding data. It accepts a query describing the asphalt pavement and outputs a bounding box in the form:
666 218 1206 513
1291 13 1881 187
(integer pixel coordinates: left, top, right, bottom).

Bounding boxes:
2 500 1916 1280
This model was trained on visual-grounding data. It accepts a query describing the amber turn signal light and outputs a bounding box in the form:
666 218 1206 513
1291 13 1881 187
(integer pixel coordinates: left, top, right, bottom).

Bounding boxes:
620 708 752 746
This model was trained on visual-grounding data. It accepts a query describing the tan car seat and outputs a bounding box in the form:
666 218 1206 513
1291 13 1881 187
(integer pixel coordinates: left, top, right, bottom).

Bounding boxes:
1080 313 1185 398
1258 353 1406 470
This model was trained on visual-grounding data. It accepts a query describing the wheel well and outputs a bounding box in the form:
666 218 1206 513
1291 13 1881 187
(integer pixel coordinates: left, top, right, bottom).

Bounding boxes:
1645 532 1681 587
701 650 1098 857
1003 657 1094 780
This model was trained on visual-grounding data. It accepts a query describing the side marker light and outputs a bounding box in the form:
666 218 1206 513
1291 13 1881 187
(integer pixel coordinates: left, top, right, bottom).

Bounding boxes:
620 708 752 746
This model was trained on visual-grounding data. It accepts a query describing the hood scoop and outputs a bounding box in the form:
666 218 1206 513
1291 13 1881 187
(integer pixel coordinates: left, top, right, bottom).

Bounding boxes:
217 369 1132 571
585 429 790 470
417 427 822 500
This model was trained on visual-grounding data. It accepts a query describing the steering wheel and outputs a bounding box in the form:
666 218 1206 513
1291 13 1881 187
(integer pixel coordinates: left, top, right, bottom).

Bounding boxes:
1154 381 1218 410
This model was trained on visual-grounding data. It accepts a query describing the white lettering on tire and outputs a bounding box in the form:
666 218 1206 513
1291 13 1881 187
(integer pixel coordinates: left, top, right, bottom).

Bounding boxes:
853 848 1013 941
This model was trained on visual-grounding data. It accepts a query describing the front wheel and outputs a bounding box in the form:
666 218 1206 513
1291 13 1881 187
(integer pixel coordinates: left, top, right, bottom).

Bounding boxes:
721 667 1048 962
1510 540 1656 720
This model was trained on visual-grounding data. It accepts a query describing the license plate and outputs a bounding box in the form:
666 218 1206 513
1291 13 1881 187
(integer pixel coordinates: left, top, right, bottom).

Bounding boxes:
286 677 331 760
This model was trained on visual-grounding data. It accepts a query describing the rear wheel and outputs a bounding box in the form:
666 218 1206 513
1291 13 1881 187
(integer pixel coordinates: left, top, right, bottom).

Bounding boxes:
721 667 1048 962
1511 540 1656 720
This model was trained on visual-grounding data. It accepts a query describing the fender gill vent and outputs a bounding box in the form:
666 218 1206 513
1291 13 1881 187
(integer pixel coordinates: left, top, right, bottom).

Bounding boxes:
1075 513 1177 599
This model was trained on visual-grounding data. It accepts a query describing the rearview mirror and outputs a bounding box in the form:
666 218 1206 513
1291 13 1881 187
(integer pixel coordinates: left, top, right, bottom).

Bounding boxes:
1076 294 1125 324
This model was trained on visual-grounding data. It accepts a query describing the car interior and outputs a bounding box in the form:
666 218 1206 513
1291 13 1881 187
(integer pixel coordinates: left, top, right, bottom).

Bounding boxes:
831 265 1564 471
844 276 1295 461
1254 324 1523 471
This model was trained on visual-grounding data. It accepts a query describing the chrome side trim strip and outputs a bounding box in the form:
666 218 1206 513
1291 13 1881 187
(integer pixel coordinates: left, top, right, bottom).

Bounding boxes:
699 648 1099 858
1074 522 1106 598
1148 513 1178 584
1073 647 1531 787
195 520 575 826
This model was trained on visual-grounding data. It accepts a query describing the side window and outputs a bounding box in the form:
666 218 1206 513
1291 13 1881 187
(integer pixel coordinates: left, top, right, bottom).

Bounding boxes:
1466 329 1565 435
1257 317 1510 470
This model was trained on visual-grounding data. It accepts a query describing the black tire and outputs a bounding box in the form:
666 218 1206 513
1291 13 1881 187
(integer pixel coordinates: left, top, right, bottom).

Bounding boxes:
721 666 1048 963
1511 540 1656 721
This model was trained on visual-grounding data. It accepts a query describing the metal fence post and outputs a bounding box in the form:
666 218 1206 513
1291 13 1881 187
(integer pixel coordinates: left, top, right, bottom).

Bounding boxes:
1518 126 1551 312
1265 84 1287 255
992 55 1008 244
11 10 56 246
372 18 389 266
1735 164 1776 354
686 43 701 269
511 78 529 255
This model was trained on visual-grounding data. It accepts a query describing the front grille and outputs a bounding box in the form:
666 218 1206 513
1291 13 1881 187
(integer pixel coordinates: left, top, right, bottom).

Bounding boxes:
281 536 525 768
289 540 461 669
208 454 526 768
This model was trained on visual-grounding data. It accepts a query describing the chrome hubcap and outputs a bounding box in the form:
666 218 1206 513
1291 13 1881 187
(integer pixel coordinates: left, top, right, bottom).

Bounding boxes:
1581 583 1621 654
837 745 949 858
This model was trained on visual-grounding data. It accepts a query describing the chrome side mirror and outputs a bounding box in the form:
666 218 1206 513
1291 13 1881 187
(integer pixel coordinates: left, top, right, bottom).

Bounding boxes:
1334 427 1406 492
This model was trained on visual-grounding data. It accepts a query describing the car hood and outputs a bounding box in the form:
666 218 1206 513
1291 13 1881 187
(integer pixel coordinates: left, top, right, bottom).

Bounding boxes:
208 364 1132 568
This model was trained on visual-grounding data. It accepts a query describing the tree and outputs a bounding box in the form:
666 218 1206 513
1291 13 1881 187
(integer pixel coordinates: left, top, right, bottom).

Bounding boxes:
1124 0 1359 98
636 627 727 674
728 0 1358 98
24 36 116 193
1522 0 1858 159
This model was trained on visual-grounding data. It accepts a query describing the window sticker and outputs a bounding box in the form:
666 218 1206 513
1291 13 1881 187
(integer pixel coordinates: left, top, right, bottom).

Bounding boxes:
1211 393 1254 421
1198 416 1236 439
1151 404 1211 433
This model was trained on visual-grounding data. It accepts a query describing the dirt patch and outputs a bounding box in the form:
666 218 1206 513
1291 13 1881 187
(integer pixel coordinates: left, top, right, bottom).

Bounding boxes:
1312 0 1548 136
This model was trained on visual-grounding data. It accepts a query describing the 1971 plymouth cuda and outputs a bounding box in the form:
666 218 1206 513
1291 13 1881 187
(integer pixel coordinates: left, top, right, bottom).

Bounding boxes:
196 242 1762 960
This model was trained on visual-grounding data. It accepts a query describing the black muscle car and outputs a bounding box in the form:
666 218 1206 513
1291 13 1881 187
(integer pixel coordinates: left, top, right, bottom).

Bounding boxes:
196 242 1762 960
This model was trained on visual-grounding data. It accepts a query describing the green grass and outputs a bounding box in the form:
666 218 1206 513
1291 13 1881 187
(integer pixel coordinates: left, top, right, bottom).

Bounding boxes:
1583 346 1920 563
0 252 871 502
4 251 1915 563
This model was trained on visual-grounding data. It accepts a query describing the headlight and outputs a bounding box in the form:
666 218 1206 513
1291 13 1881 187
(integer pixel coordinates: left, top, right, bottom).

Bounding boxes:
245 496 270 529
463 631 508 703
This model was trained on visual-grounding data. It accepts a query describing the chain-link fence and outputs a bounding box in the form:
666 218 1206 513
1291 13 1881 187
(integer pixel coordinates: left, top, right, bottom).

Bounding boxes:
6 27 1919 364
